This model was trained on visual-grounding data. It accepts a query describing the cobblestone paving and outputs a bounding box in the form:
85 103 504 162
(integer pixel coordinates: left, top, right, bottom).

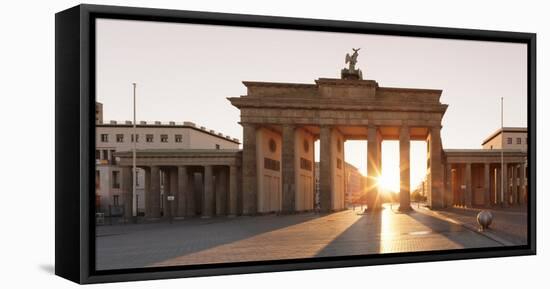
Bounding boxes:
428 205 528 245
96 204 501 270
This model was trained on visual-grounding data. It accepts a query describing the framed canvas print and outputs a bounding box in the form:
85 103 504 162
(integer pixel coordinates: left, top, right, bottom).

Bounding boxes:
55 4 536 284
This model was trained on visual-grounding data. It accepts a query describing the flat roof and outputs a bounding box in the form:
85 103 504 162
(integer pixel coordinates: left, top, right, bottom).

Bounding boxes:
481 127 527 146
96 122 240 144
114 149 242 157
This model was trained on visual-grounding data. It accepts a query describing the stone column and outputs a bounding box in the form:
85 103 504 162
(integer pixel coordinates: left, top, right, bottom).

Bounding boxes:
281 124 296 213
121 167 133 220
429 126 444 209
168 168 177 219
484 163 491 207
367 124 381 211
215 167 228 216
519 162 526 205
202 165 214 218
228 165 238 216
241 124 257 215
176 166 187 218
161 170 169 220
502 163 508 207
144 167 151 217
399 125 411 212
493 167 502 206
319 125 333 212
465 163 472 207
511 164 518 205
187 172 196 216
148 166 161 219
445 163 453 208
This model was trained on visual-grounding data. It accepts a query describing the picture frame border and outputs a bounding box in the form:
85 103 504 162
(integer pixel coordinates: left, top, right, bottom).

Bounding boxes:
55 4 536 284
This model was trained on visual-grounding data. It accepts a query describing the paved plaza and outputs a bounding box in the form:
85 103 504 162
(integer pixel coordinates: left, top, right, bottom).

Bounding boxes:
96 204 507 270
423 205 528 246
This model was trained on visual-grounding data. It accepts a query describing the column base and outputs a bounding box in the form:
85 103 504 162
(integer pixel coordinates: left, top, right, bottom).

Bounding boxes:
366 206 383 212
398 205 412 212
365 205 383 211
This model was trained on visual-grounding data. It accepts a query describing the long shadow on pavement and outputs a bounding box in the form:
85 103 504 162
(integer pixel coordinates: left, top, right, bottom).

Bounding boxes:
96 213 324 270
315 210 381 257
404 208 502 249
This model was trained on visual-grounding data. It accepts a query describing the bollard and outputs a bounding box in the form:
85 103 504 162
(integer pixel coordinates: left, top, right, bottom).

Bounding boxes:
477 210 493 231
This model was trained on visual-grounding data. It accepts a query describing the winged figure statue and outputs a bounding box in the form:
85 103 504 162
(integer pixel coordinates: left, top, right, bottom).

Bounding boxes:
345 48 361 71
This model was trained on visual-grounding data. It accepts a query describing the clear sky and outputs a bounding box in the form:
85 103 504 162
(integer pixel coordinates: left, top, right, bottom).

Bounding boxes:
96 19 527 191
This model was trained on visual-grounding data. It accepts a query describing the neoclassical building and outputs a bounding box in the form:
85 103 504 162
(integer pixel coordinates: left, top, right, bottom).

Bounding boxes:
444 127 528 208
95 104 240 217
104 53 528 221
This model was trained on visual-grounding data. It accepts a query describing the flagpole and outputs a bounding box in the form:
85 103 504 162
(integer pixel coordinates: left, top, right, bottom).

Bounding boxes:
500 97 504 207
132 83 137 219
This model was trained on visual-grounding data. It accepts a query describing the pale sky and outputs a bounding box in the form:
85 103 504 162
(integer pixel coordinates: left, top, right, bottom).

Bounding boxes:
96 19 527 191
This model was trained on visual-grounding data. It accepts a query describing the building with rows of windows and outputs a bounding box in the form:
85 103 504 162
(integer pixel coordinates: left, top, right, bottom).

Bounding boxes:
95 102 240 216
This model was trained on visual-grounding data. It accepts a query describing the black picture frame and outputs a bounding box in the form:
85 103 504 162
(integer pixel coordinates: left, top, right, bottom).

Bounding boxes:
55 4 536 284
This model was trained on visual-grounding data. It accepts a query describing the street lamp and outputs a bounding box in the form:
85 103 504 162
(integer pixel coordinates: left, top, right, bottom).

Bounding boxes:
500 97 504 207
132 83 137 223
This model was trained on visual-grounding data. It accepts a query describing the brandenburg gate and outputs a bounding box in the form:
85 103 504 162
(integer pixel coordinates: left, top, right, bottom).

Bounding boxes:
228 49 448 214
114 50 449 218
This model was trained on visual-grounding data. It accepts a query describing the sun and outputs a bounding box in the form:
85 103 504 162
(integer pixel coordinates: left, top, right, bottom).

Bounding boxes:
377 172 400 194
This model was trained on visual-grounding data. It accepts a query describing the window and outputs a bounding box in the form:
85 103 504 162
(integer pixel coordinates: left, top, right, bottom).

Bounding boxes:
264 158 280 171
215 144 220 149
135 171 139 186
516 137 521 144
146 134 154 142
113 195 119 206
112 171 120 189
507 137 512 144
490 145 493 149
116 134 124 143
336 158 342 169
131 134 139 142
175 134 182 143
110 150 116 162
100 134 108 142
268 138 277 152
102 149 108 160
160 134 168 143
300 158 312 171
95 150 100 159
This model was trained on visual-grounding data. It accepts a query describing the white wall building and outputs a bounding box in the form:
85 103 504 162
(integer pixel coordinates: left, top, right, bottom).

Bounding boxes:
95 102 240 216
482 127 528 150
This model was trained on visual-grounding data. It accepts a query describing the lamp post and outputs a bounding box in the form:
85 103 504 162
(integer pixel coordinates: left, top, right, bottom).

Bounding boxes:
132 83 137 222
500 97 504 207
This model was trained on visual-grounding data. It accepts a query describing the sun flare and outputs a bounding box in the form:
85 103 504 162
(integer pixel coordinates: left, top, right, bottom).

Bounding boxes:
377 173 400 194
